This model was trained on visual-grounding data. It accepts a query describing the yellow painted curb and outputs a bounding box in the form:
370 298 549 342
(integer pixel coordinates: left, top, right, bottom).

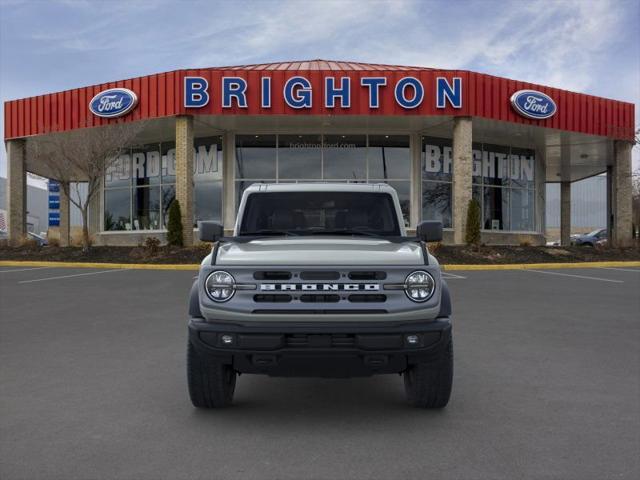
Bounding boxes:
1 259 639 271
442 261 640 271
0 260 200 270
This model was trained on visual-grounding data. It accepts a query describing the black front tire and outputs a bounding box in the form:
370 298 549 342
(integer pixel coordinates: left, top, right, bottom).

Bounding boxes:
187 341 236 408
403 339 453 408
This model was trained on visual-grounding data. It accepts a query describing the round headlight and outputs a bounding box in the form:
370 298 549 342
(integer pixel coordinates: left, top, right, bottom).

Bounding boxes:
205 271 235 302
405 270 435 302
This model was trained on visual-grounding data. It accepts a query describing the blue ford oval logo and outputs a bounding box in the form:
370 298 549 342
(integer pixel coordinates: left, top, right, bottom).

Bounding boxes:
510 89 556 120
89 88 138 118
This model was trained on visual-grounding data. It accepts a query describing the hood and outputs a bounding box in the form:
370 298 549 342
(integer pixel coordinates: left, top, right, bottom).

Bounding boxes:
216 237 424 266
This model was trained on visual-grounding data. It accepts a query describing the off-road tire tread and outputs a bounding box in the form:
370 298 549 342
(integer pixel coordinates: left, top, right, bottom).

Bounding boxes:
187 341 236 408
404 339 453 408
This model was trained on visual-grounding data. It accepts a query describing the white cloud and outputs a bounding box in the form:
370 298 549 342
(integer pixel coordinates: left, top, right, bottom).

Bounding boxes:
189 0 413 67
1 0 638 176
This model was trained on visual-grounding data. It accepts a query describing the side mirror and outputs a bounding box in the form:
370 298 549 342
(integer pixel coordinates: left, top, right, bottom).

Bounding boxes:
417 221 443 242
197 221 224 243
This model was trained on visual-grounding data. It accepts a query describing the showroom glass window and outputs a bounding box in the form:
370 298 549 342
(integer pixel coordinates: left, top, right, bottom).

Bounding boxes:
104 153 132 231
103 137 223 231
422 137 453 228
422 137 536 232
193 136 223 227
478 143 510 230
235 135 277 207
235 134 411 225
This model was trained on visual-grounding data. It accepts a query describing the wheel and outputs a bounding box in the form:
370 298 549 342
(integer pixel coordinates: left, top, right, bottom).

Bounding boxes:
403 339 453 408
187 340 236 408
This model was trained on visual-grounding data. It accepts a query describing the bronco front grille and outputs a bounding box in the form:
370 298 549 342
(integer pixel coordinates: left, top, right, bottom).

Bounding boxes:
300 271 340 280
300 294 340 303
285 334 356 348
253 294 292 303
253 271 291 280
348 294 387 303
348 271 387 280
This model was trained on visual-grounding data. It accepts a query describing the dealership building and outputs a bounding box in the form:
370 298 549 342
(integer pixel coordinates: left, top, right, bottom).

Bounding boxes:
4 60 636 246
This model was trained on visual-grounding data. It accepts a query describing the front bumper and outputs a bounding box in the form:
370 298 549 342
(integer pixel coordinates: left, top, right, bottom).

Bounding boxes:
188 317 452 377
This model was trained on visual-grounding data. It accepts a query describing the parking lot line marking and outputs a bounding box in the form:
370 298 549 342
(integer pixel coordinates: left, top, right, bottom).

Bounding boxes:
0 260 200 270
442 272 466 279
597 267 640 273
443 261 640 271
525 269 624 283
0 267 53 273
18 269 126 284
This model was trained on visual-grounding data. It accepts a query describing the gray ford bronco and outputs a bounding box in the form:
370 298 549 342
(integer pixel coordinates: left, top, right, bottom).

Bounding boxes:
188 183 452 408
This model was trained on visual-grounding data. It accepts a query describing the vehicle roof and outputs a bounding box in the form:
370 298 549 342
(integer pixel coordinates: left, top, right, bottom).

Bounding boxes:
243 182 397 193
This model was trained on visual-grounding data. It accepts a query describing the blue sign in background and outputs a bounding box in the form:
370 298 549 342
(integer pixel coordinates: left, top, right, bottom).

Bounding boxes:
48 181 61 227
48 212 60 227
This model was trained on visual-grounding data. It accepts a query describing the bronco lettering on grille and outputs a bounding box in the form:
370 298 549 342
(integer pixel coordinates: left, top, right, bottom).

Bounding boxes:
260 284 379 291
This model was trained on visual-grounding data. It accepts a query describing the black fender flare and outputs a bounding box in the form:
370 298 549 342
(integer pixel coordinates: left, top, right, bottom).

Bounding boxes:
189 280 203 318
438 279 452 318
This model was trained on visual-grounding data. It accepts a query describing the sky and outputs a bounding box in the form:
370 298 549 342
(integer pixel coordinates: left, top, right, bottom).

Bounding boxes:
1 0 639 183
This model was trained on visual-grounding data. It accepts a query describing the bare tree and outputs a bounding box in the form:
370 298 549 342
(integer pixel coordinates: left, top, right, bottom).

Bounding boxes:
27 122 143 251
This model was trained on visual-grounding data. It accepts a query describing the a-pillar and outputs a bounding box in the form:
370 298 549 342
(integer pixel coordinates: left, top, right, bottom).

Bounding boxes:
560 181 571 246
59 181 70 246
6 139 27 245
610 141 633 247
175 115 194 246
452 117 473 244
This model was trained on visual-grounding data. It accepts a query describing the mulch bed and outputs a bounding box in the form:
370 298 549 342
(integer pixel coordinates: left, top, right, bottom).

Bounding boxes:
1 243 639 265
431 244 640 265
0 244 211 264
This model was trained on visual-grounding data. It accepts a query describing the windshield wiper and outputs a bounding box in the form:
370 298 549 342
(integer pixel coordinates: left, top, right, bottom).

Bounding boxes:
240 229 301 236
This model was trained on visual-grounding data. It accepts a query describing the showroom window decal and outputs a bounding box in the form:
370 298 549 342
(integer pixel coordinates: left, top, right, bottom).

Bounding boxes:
103 137 223 232
422 137 536 232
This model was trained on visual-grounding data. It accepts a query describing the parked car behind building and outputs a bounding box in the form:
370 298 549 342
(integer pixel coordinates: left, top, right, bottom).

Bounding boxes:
571 229 607 247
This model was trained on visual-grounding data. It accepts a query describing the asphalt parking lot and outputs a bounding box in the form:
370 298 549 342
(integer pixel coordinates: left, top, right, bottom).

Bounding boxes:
1 265 639 480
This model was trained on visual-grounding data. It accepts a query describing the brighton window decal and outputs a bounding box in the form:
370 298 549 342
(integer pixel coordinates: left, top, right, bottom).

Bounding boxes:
89 88 138 118
510 89 556 120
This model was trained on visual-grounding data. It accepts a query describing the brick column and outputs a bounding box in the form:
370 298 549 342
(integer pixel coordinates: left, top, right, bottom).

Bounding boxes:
560 181 571 246
222 132 236 235
6 139 27 245
610 141 633 247
452 117 473 244
59 182 70 247
409 133 422 230
175 115 194 246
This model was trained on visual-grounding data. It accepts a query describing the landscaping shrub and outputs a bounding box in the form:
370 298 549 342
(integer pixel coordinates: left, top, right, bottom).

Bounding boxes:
18 237 40 249
167 200 183 247
144 237 161 256
465 199 481 246
428 241 443 254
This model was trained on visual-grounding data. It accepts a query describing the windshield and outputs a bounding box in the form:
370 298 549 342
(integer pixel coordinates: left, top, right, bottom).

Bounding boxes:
239 191 401 237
